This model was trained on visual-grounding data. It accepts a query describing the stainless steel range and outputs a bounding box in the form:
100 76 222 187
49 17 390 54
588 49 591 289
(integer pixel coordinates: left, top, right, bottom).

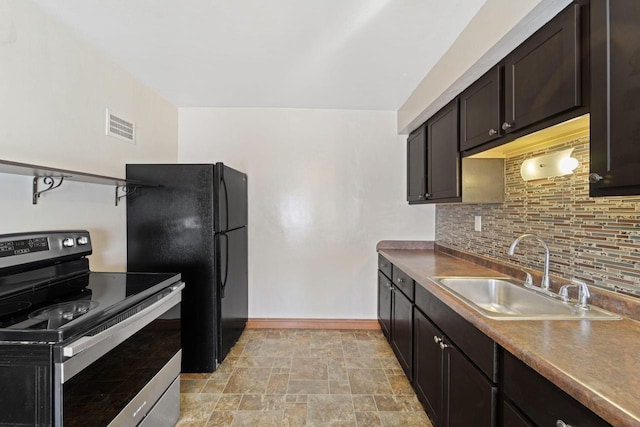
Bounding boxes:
0 230 183 426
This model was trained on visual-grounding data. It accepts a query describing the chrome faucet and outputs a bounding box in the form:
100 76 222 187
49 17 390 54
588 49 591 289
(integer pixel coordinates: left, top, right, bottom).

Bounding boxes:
559 279 591 310
508 234 551 290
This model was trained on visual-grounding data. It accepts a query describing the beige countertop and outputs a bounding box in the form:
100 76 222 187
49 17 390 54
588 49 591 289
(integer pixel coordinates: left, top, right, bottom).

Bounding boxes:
378 247 640 427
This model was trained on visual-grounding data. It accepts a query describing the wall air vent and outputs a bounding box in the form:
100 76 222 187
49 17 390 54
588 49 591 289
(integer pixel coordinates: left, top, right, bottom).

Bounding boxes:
106 109 136 143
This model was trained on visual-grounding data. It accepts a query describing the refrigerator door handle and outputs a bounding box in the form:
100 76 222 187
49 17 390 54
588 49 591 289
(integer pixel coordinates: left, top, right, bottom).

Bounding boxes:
221 168 229 231
220 232 229 298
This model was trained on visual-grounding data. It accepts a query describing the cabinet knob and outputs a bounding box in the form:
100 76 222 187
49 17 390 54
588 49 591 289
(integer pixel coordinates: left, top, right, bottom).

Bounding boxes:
488 128 498 136
501 122 512 131
379 263 387 268
386 282 392 289
556 420 573 427
397 277 405 283
439 341 450 350
433 336 442 344
589 172 603 183
425 193 431 199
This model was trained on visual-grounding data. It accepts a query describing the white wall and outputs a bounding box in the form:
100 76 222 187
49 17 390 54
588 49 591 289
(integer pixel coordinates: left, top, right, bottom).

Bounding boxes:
179 108 434 319
0 0 178 270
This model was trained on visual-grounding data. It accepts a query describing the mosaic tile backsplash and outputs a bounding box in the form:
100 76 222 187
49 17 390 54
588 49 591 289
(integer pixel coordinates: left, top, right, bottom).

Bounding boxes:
436 136 640 293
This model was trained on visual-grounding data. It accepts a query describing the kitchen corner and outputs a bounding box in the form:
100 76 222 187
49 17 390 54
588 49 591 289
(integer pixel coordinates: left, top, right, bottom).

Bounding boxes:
377 240 640 427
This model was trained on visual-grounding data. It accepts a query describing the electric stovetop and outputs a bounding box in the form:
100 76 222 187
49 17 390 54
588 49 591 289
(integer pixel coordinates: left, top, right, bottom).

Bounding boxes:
0 262 180 344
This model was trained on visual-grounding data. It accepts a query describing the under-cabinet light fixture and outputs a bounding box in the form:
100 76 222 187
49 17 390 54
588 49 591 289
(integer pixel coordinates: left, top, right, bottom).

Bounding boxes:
520 148 579 181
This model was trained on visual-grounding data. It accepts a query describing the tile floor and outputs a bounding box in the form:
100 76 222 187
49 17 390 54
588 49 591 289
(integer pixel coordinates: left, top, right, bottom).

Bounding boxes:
177 328 432 426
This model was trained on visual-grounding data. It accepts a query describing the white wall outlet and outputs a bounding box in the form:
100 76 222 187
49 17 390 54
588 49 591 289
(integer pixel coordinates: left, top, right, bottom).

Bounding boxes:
474 215 482 232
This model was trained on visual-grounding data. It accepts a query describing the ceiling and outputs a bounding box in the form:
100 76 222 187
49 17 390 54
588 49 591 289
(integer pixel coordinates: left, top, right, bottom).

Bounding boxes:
34 0 486 110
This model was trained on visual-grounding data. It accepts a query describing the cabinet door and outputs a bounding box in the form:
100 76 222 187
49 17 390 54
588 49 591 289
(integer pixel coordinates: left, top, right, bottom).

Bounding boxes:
503 4 581 133
502 401 534 427
377 271 392 340
460 65 502 152
590 0 640 196
445 343 497 427
427 99 460 202
391 287 413 380
407 125 427 203
413 308 443 427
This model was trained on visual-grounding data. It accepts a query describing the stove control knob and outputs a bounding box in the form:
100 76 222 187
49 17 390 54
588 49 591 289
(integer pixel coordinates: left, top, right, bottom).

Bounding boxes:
62 237 75 248
77 236 89 245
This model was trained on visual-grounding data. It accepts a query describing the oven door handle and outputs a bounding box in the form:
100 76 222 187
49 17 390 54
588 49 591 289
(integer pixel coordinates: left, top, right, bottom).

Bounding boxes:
62 282 184 360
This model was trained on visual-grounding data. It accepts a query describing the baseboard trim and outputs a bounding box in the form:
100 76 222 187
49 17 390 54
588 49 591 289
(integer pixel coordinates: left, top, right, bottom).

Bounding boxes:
246 318 381 330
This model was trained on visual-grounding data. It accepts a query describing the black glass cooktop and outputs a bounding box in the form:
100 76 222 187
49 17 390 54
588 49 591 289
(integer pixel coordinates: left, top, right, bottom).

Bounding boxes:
0 270 180 343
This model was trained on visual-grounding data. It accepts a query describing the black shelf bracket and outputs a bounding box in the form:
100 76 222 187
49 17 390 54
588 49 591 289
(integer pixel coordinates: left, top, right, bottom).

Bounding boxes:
32 176 66 204
115 185 138 206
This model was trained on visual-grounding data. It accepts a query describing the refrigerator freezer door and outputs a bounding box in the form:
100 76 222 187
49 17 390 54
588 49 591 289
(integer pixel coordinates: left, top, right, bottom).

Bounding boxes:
214 163 248 233
215 226 248 363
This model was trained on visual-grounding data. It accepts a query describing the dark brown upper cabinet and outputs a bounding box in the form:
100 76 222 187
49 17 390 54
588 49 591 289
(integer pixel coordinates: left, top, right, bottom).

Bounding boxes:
460 65 503 153
406 125 427 203
426 99 461 203
503 4 582 134
407 100 461 204
590 0 640 196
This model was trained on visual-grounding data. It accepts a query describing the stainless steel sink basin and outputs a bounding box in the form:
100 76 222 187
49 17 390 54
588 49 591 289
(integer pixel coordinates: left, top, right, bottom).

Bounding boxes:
430 277 621 320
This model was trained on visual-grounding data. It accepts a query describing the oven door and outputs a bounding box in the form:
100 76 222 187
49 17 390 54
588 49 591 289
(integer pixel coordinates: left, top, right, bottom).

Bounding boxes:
54 282 184 427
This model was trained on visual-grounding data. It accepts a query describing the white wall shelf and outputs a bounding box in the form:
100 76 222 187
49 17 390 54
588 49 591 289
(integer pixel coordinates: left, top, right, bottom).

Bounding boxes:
0 159 157 206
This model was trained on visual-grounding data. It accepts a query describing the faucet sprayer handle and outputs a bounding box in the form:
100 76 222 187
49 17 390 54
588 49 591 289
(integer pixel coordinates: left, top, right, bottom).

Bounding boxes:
571 279 591 310
523 271 533 286
559 284 572 302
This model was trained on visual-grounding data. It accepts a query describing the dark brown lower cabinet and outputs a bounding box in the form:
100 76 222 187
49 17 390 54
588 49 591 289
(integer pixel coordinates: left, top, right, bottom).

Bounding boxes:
502 350 611 427
390 287 413 380
414 307 496 427
414 308 443 426
377 255 610 427
502 401 533 427
377 270 392 340
447 344 496 427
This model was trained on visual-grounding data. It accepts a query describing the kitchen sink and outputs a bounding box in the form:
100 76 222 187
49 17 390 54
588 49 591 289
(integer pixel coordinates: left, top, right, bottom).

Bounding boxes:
430 277 621 320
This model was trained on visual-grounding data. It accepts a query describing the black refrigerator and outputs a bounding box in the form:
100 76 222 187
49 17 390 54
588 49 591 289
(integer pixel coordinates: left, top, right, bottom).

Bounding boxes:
126 163 248 373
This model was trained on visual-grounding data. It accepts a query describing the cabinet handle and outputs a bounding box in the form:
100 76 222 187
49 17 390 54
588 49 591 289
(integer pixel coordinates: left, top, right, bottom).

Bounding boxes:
379 263 387 268
433 336 442 344
439 341 450 350
397 277 405 283
501 122 512 130
556 420 573 427
589 172 603 183
425 193 431 199
488 128 498 136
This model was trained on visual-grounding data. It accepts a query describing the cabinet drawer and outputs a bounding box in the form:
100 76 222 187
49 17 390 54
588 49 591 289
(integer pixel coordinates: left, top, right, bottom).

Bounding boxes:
392 267 415 301
502 350 611 427
378 254 392 280
415 284 497 382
